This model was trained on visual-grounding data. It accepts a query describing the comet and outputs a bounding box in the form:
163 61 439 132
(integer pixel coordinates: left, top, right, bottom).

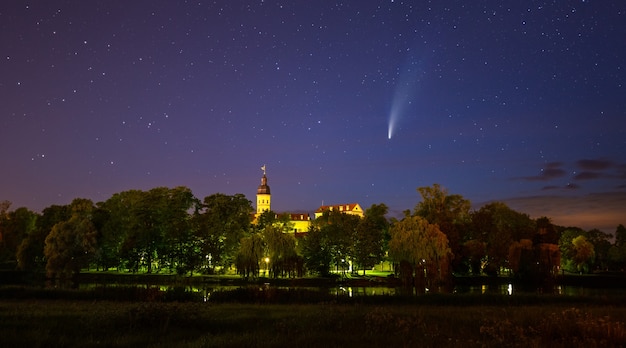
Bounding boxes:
387 84 410 140
388 108 398 139
387 62 422 140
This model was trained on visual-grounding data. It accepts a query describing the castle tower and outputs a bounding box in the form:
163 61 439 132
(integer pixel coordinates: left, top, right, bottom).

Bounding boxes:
256 165 271 215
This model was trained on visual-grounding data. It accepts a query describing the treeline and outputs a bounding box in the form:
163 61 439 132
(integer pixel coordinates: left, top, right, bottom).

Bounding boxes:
1 184 625 286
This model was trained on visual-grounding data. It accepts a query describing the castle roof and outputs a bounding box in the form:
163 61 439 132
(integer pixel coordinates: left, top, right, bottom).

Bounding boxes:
315 203 362 214
257 174 270 194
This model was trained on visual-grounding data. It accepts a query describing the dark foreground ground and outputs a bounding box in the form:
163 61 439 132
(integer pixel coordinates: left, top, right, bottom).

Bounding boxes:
2 280 626 348
2 297 626 347
2 271 626 347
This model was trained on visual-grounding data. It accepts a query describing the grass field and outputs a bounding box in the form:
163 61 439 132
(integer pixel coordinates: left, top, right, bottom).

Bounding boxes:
2 295 626 347
3 270 626 347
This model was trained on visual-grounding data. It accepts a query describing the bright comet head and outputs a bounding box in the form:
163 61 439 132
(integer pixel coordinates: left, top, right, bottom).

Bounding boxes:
387 109 398 140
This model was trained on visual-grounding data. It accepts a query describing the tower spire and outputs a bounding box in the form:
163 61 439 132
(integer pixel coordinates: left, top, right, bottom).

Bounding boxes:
256 165 271 214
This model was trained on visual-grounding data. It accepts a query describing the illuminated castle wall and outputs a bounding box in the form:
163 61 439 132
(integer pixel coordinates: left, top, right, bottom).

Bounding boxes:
254 166 362 233
314 203 364 219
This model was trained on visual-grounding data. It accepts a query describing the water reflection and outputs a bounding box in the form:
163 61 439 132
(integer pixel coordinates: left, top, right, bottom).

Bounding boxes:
78 281 624 300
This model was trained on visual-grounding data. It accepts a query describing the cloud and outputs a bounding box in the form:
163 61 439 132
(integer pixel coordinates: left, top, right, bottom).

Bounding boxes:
521 158 626 185
574 171 602 180
505 157 626 233
541 183 581 191
576 159 613 171
501 191 626 233
523 162 567 181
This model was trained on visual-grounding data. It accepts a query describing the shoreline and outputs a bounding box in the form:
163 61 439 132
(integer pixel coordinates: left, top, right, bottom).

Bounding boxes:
4 269 626 289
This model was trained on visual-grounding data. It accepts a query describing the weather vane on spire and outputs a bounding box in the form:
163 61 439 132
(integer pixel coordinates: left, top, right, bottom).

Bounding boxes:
261 164 266 175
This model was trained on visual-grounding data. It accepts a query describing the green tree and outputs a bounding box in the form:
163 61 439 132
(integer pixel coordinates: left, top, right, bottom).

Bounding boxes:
90 187 200 274
389 215 452 290
193 193 253 272
254 210 278 231
300 225 333 276
571 235 595 273
352 204 388 275
155 186 199 275
235 233 264 278
17 204 70 272
559 227 586 272
414 184 470 273
126 188 170 273
262 224 298 278
314 210 361 275
44 199 98 278
0 206 37 267
98 190 144 272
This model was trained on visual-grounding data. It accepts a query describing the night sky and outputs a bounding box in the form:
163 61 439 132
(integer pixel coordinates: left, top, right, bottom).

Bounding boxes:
1 1 625 232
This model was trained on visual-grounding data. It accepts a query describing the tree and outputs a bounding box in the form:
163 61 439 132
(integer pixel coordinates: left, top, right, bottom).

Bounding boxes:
254 210 278 231
124 188 171 273
508 238 560 281
262 224 298 278
463 239 486 275
235 233 264 278
0 207 37 266
98 190 144 272
414 184 470 273
586 228 611 271
389 215 452 290
155 186 199 275
17 204 70 272
615 224 626 248
535 217 559 245
609 225 626 271
415 184 470 225
44 199 98 279
571 235 595 273
314 210 361 275
559 227 586 272
535 243 561 278
608 245 625 271
352 204 388 275
508 239 533 276
470 202 535 275
193 193 253 272
300 225 333 276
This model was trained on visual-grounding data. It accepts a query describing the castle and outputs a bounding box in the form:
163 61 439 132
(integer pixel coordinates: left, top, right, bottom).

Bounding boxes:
254 165 363 233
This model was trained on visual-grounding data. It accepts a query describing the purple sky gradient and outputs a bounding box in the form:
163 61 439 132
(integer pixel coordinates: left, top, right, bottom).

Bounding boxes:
1 1 625 232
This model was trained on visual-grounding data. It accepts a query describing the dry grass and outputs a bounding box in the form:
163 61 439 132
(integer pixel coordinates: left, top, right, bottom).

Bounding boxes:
2 299 626 347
